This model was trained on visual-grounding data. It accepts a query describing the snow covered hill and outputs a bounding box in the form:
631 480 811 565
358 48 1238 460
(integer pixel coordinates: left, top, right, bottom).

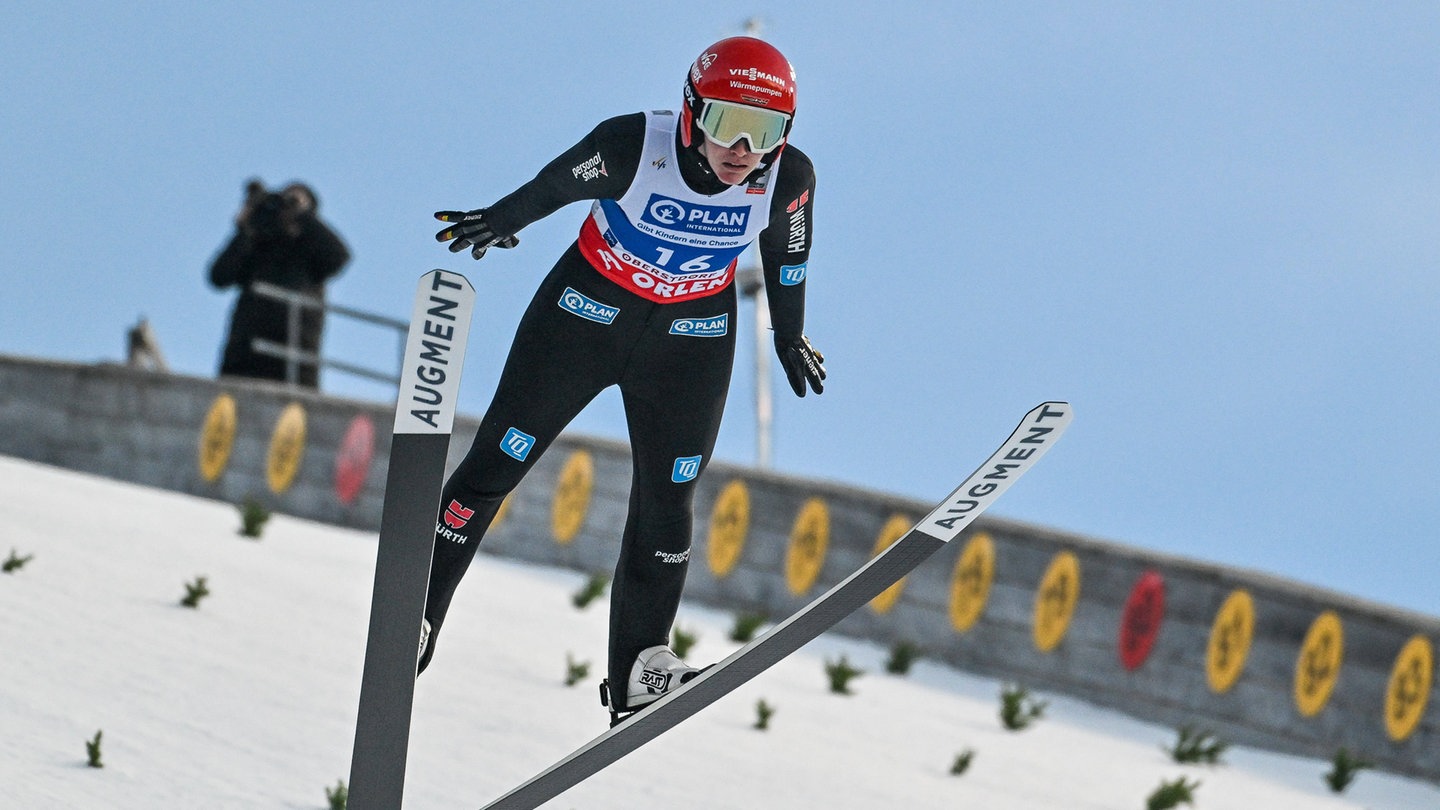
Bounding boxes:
2 456 1435 809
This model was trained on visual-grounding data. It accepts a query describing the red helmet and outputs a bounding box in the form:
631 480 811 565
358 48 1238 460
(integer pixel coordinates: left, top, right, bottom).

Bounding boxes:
681 37 796 153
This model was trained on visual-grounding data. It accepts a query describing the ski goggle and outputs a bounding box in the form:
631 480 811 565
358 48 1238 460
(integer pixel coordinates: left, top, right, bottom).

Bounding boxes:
696 99 790 153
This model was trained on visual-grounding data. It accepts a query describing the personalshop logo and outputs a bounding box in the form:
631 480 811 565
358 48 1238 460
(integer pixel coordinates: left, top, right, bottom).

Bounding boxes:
669 314 729 337
642 194 748 236
558 287 619 324
500 427 536 462
671 455 703 483
571 152 607 181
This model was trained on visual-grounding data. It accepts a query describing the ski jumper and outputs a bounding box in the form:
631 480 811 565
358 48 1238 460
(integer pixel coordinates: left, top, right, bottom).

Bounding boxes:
424 111 817 705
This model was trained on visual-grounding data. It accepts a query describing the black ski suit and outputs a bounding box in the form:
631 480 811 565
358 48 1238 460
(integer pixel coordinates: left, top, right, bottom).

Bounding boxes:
424 112 817 705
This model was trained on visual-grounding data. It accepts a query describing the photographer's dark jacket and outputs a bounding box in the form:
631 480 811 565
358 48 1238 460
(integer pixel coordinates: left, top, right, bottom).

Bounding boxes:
208 211 350 387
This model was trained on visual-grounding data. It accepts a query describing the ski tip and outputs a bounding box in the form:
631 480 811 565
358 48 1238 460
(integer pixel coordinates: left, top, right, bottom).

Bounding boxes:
1029 401 1074 423
424 268 475 292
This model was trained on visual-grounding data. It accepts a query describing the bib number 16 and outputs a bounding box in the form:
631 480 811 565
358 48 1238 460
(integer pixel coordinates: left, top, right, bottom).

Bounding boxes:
654 246 714 273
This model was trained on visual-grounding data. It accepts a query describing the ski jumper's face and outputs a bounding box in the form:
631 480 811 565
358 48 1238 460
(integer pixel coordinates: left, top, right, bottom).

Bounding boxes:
697 136 765 186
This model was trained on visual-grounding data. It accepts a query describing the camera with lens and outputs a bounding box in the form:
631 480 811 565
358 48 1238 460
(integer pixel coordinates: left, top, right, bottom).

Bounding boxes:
240 179 316 241
248 191 288 238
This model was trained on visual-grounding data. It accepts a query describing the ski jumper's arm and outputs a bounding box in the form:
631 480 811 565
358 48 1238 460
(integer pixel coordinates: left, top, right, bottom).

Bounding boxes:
757 145 816 343
482 113 646 239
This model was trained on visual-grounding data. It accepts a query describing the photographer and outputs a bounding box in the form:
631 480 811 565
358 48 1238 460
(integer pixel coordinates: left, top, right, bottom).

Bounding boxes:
208 179 350 387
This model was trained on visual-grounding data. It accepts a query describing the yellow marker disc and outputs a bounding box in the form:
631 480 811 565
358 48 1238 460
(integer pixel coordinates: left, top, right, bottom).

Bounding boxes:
266 403 307 494
949 532 996 632
1294 610 1344 718
784 497 830 596
706 479 750 578
1385 634 1434 742
1206 589 1255 694
551 450 593 545
1032 550 1080 653
867 515 913 614
198 394 237 483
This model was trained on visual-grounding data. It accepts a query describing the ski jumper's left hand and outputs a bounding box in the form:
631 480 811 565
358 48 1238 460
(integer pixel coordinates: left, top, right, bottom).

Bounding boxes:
776 334 826 397
434 208 520 260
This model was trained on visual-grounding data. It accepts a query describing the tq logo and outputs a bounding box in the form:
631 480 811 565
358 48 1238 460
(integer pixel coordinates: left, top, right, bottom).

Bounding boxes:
672 455 702 483
501 427 536 461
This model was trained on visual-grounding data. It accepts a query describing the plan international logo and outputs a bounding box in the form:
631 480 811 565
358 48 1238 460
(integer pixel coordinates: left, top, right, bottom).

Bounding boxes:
641 194 749 237
669 314 729 337
558 287 620 324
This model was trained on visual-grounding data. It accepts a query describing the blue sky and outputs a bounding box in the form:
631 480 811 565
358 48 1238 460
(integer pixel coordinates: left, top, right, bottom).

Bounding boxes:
3 3 1437 617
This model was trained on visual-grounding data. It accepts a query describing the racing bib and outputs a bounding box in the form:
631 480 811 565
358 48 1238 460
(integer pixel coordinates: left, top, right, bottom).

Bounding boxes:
578 111 778 303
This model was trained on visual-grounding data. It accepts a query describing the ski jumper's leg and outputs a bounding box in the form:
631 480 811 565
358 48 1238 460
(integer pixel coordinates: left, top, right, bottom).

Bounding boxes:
607 286 738 701
425 249 620 633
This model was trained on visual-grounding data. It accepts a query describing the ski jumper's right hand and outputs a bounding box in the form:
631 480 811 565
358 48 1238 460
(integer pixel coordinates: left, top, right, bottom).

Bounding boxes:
434 208 519 260
776 335 826 397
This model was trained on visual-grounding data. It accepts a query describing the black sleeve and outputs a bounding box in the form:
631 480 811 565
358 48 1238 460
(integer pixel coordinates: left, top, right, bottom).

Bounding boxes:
758 145 816 344
207 231 253 289
482 113 646 238
296 216 351 285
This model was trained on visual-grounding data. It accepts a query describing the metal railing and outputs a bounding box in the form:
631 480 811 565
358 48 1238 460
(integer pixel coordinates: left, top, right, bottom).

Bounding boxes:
248 281 408 388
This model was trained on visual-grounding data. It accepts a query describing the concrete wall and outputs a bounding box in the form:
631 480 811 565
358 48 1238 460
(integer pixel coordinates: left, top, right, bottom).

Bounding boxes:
1 353 1436 782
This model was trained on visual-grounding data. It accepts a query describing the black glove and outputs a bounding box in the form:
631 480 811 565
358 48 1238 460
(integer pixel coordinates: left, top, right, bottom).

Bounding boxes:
775 334 826 397
434 209 519 260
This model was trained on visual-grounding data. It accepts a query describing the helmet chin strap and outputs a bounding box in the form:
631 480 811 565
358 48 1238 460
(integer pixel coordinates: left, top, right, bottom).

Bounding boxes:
741 146 781 186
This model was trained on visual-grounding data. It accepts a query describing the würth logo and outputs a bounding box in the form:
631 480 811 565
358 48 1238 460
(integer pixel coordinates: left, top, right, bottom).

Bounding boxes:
444 499 475 529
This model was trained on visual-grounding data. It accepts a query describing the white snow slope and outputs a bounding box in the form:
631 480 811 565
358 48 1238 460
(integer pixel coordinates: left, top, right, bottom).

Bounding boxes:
2 456 1436 810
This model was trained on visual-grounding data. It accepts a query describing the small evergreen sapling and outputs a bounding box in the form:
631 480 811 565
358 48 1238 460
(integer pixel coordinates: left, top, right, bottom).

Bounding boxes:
1165 725 1229 765
238 498 271 538
180 576 211 608
949 748 976 776
729 611 767 643
754 699 776 730
885 640 922 675
672 625 698 659
325 779 348 810
824 655 864 695
1146 776 1200 810
999 684 1047 731
571 573 609 609
85 730 104 768
3 548 33 573
1324 748 1372 794
564 652 591 686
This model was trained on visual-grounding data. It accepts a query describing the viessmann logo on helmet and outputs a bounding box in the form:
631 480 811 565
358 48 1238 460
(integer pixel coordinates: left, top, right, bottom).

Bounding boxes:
642 194 749 237
729 67 786 86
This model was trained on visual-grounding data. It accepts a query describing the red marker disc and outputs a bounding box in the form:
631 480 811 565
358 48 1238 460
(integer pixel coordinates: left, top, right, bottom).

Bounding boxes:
334 414 375 505
1119 570 1166 671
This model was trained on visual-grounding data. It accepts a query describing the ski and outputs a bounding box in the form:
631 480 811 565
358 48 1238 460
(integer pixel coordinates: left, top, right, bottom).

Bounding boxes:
477 401 1073 810
348 270 476 810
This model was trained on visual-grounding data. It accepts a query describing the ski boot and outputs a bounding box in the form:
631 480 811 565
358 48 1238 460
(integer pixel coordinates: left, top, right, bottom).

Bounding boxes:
599 645 702 727
417 619 435 675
